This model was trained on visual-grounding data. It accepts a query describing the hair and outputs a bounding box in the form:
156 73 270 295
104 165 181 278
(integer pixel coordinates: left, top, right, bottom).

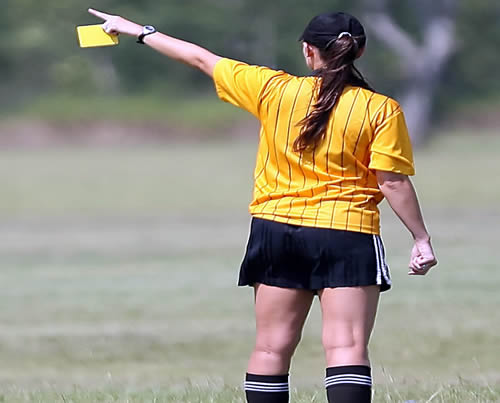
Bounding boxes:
293 35 373 153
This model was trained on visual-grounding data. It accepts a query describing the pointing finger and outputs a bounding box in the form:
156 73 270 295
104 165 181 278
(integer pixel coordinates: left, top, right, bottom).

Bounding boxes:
88 8 112 21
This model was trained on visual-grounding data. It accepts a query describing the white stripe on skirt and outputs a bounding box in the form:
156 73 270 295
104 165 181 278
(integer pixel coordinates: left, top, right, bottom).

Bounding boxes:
373 235 382 285
376 236 392 285
373 235 391 286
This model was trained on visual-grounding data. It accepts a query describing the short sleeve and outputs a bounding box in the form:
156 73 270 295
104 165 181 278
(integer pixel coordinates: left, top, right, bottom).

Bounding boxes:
369 100 415 175
213 58 287 118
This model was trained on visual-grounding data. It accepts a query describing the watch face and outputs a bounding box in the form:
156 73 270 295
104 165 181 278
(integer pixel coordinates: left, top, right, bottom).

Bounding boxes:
144 25 156 34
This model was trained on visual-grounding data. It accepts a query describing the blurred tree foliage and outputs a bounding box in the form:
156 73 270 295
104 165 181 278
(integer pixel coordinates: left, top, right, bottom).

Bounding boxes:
1 0 499 124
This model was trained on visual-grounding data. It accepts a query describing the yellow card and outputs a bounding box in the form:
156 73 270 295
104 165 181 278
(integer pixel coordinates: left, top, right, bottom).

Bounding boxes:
77 24 119 48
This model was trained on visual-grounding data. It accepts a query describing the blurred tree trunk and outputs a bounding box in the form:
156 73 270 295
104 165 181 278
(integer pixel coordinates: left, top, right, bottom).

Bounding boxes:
362 0 458 145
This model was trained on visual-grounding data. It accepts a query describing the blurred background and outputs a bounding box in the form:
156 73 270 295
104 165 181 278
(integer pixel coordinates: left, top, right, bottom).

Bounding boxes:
1 0 499 402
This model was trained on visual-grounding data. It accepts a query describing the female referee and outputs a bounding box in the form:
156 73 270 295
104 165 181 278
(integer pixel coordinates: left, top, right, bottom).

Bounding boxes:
89 8 437 403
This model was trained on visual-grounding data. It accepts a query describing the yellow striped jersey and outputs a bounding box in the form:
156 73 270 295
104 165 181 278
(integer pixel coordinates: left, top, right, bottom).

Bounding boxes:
213 58 415 235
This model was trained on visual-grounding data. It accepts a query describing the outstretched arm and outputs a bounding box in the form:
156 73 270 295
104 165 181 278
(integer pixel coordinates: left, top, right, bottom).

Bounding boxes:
376 170 437 276
88 8 222 77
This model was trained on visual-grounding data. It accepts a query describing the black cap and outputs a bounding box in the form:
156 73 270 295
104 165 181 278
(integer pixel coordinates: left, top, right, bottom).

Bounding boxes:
300 12 366 49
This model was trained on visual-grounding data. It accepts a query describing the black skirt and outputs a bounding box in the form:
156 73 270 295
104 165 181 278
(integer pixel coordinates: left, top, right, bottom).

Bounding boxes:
239 217 391 292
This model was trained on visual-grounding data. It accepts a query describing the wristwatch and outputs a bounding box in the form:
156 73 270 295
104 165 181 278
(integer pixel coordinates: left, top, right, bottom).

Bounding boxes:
137 25 157 44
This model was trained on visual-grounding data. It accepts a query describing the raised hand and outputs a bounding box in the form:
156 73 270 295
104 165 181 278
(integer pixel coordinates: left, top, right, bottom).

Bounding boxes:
86 7 221 77
88 8 142 37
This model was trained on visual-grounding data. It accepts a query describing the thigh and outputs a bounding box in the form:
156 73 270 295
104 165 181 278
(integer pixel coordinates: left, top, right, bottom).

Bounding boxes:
318 286 380 364
254 283 314 351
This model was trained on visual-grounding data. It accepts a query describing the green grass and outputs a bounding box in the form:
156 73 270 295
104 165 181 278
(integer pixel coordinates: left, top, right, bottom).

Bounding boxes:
0 133 499 402
5 94 248 129
1 383 499 402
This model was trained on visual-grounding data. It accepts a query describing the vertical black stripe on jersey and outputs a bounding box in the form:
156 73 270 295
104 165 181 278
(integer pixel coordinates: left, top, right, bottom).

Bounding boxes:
253 101 272 185
368 97 390 129
312 101 339 227
311 149 322 226
384 107 402 121
312 88 356 227
285 81 306 190
254 142 270 187
329 88 362 228
310 148 321 220
288 86 316 224
311 93 340 227
286 150 304 225
359 96 390 232
344 92 374 230
358 151 374 233
352 93 376 158
258 81 290 214
298 81 322 226
271 80 305 219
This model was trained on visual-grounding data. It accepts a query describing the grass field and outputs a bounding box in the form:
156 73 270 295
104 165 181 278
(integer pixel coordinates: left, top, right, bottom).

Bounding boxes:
0 133 499 402
6 94 247 130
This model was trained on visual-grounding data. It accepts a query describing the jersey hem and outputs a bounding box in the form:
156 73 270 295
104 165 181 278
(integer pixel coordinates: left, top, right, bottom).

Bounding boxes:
251 213 380 235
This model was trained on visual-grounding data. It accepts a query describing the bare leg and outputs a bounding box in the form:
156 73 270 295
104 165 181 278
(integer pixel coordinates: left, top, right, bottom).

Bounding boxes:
318 286 380 403
247 283 314 375
319 286 380 366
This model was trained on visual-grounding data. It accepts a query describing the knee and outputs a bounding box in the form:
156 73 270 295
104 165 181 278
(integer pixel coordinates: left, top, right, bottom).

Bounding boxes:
322 332 368 359
255 331 302 358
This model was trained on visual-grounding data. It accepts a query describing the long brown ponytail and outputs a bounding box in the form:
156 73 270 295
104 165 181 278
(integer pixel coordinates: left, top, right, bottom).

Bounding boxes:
293 35 373 152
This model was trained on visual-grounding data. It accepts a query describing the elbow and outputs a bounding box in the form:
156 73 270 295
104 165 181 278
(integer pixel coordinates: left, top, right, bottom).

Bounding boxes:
193 54 206 71
189 49 220 76
377 171 410 193
380 178 406 193
194 52 221 77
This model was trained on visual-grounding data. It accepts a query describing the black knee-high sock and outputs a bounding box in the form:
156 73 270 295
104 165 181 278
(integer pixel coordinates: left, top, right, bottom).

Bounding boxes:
325 366 372 403
244 373 289 403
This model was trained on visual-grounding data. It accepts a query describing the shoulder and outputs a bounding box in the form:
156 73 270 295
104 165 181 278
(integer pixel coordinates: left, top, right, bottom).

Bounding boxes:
214 58 292 83
336 87 400 119
357 90 402 125
348 87 399 108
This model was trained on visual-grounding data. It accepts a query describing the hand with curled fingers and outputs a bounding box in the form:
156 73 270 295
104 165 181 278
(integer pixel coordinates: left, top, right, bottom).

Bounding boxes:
408 238 437 276
88 8 142 37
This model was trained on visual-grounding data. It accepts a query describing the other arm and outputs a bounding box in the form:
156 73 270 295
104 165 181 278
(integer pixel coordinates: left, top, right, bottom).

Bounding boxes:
88 8 221 77
376 171 437 275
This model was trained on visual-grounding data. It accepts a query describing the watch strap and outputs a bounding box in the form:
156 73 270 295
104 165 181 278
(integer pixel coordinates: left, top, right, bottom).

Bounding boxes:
137 26 157 44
